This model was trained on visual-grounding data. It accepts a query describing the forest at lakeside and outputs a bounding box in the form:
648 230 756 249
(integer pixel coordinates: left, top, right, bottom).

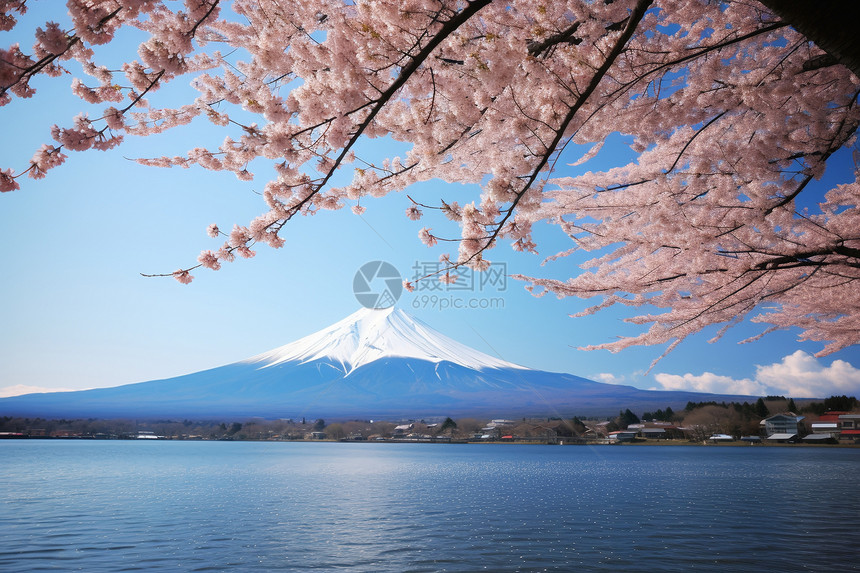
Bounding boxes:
2 395 857 442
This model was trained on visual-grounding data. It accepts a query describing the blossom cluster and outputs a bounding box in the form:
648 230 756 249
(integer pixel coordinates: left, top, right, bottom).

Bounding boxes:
2 0 859 356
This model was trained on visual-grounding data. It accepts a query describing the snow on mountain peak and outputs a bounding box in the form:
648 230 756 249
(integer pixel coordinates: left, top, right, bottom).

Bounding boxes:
246 307 526 373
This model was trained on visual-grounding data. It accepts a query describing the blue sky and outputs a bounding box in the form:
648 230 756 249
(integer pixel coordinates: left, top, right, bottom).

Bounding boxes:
2 5 860 402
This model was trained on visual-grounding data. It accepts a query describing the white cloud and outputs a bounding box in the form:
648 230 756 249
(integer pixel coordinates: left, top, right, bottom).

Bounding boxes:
594 372 627 385
0 385 77 398
654 351 860 398
654 372 768 396
754 350 860 398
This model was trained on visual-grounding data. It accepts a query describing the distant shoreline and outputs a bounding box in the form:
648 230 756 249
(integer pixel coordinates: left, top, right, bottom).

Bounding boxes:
2 435 857 448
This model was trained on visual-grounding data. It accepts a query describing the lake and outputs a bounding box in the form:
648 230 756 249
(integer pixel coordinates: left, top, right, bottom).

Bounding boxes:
1 441 857 572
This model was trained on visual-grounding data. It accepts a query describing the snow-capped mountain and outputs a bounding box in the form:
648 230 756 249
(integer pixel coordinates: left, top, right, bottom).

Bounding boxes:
0 307 751 419
246 307 524 373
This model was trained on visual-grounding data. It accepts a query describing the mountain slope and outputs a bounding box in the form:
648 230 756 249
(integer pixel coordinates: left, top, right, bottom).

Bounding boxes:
245 307 524 372
0 308 752 419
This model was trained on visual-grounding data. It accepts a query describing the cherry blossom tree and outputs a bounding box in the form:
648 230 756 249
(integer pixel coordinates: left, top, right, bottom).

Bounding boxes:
2 0 859 357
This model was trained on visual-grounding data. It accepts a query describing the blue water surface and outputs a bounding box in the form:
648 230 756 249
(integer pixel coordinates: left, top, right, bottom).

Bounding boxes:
1 441 857 572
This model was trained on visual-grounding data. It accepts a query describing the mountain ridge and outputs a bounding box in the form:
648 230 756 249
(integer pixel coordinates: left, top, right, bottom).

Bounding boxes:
245 307 525 373
0 307 755 419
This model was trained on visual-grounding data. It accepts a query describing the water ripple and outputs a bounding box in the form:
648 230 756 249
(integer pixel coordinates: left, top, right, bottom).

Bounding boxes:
1 442 858 572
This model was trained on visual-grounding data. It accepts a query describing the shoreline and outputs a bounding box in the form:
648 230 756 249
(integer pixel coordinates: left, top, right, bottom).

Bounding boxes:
3 435 857 447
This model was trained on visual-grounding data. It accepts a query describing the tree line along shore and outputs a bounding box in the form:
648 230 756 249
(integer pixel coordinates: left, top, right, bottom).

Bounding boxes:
2 395 858 445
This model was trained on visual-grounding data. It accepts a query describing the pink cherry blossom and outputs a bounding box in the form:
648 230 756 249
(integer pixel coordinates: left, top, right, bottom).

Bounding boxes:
34 22 69 56
216 246 235 263
236 246 255 259
0 168 18 192
440 272 457 285
197 250 221 271
172 269 193 284
228 225 250 248
419 227 438 247
1 0 858 358
28 145 67 179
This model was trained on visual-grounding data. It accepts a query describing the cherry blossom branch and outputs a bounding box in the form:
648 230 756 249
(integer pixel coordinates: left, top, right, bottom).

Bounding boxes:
271 0 494 225
462 0 655 266
527 22 581 58
666 111 726 173
2 2 223 189
0 6 122 102
158 0 495 282
5 1 860 358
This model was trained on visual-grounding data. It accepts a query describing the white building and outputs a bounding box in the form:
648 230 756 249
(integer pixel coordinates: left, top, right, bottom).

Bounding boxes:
761 414 804 441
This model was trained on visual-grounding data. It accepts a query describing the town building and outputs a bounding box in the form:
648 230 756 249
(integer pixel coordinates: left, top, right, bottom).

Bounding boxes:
761 413 805 442
627 422 687 440
608 430 638 443
805 421 840 443
838 414 860 443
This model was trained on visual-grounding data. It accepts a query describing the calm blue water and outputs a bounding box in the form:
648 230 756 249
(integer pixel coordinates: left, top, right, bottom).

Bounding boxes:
1 441 857 572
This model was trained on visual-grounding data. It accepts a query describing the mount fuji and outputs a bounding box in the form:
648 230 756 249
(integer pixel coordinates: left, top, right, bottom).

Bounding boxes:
0 307 749 419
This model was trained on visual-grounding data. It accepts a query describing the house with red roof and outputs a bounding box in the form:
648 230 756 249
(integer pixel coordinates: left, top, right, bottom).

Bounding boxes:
806 411 849 442
838 414 860 443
